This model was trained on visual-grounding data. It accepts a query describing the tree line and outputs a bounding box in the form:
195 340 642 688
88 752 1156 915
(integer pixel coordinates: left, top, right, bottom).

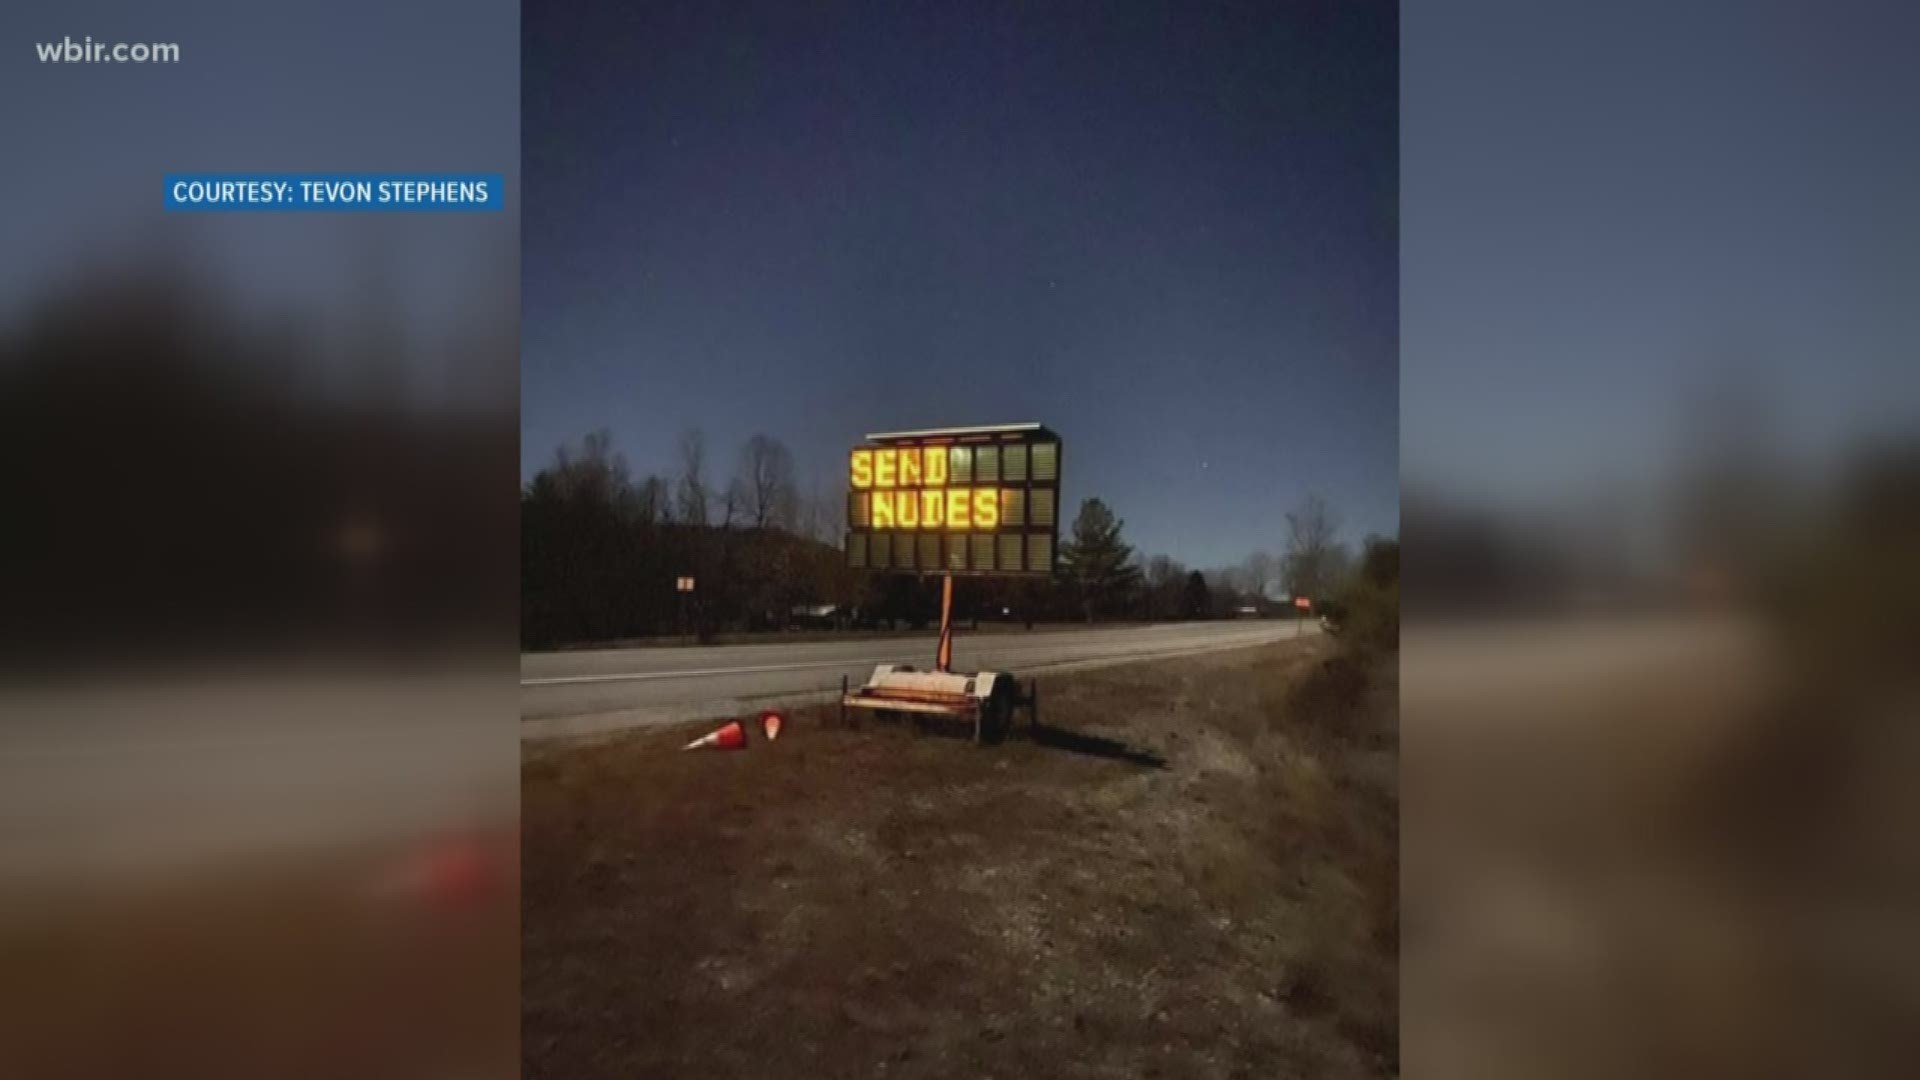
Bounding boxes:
522 429 1397 649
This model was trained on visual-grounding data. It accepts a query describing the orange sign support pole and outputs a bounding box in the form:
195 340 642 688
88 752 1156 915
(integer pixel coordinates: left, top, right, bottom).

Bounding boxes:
935 572 955 672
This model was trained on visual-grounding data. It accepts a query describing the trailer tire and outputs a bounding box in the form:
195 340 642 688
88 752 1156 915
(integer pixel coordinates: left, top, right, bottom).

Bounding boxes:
979 685 1015 746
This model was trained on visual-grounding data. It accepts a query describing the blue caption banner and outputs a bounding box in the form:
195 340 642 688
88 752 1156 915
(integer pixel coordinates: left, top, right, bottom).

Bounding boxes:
164 173 505 212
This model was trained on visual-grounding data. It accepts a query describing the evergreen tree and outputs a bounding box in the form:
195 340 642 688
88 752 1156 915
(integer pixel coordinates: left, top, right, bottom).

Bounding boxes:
1183 570 1212 620
1059 498 1143 622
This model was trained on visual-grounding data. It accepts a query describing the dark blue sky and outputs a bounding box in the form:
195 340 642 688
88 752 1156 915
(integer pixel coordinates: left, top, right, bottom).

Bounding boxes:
523 1 1397 567
1404 1 1920 506
1 0 518 347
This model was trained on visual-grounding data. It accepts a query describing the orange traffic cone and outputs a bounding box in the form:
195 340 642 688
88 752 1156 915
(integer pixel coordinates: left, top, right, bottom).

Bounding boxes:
760 710 784 741
366 834 497 908
419 839 494 905
684 719 747 751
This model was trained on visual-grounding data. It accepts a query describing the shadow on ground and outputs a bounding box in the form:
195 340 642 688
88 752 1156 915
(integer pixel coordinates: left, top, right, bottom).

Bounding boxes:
1025 723 1167 768
839 710 1168 768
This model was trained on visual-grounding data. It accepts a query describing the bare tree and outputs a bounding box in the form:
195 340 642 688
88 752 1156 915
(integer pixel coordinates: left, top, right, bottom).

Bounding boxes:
540 428 632 508
735 434 798 530
1145 554 1182 591
1207 565 1250 602
636 475 671 525
795 476 841 544
1145 553 1187 619
1283 494 1346 600
1243 550 1278 601
675 428 710 527
720 475 746 530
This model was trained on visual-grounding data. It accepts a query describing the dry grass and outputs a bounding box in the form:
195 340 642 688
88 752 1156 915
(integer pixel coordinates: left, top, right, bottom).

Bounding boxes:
523 638 1397 1079
1401 618 1920 1079
0 836 520 1080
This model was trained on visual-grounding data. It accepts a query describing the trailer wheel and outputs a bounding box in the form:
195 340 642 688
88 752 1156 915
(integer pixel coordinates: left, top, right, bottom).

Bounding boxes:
978 685 1014 746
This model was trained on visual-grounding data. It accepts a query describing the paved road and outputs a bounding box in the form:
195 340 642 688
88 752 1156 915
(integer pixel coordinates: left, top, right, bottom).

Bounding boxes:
0 673 516 884
523 621 1318 740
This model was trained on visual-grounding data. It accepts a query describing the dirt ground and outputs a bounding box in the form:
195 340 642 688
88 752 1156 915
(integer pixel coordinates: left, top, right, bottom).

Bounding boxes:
1400 618 1920 1079
0 834 521 1080
522 638 1398 1079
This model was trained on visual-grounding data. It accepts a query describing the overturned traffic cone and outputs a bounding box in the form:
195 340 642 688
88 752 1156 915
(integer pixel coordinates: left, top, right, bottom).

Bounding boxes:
366 834 499 909
760 710 785 741
684 719 748 752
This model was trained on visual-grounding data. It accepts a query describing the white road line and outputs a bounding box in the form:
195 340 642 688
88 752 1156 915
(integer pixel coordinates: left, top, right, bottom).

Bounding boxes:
0 724 484 761
520 629 1300 688
521 656 911 686
519 629 1313 740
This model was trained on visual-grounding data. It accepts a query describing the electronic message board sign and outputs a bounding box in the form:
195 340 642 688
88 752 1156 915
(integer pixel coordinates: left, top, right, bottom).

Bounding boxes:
846 423 1061 576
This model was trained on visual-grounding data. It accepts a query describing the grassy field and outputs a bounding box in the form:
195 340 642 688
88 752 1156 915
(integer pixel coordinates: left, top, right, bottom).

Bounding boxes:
523 637 1397 1078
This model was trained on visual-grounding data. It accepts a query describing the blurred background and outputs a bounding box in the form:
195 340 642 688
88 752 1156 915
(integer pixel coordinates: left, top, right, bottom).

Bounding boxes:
1404 2 1920 1077
14 1 1920 1075
0 2 519 1076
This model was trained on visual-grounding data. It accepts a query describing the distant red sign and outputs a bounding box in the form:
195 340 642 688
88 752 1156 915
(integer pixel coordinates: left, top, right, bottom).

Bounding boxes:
1293 596 1312 610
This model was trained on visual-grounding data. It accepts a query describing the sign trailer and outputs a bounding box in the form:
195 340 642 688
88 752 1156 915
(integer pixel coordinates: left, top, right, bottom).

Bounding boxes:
840 422 1061 742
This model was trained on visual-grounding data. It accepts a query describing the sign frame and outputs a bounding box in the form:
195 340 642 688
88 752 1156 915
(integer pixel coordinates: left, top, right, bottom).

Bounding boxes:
844 422 1063 578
